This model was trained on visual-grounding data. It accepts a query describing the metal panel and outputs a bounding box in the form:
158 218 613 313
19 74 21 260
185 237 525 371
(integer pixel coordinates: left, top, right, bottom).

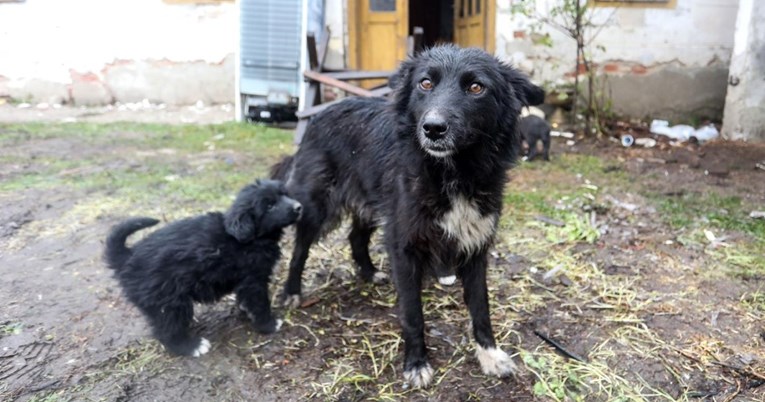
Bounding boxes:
240 0 303 97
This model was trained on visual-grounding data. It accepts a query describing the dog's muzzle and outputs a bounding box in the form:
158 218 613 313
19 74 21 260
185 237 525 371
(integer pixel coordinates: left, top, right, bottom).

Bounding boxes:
418 111 455 158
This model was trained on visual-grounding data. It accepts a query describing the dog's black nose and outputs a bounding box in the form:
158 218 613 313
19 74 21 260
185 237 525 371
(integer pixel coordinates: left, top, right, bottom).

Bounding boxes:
293 203 303 215
422 116 448 140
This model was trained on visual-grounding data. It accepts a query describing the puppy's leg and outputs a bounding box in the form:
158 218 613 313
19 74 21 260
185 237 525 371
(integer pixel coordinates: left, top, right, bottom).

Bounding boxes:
282 219 322 308
527 138 539 161
144 301 209 357
542 129 551 161
391 250 432 388
349 216 385 283
458 252 518 378
237 278 282 334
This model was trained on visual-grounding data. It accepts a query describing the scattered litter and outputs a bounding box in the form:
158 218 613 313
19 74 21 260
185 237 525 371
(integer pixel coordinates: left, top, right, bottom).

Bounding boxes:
164 175 180 182
542 265 564 282
750 211 765 219
195 100 205 109
756 161 765 171
535 215 565 227
566 140 575 146
634 137 657 148
18 102 31 109
604 195 638 212
650 119 719 142
551 130 575 139
620 135 634 147
36 102 50 109
61 117 77 123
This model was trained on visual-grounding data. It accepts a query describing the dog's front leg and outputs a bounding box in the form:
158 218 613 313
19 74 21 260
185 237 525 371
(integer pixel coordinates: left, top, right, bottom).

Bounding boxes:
236 279 282 334
458 251 518 378
391 249 433 388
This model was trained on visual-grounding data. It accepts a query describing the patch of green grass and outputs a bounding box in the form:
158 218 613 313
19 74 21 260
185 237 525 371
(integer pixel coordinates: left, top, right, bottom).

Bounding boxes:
656 192 765 240
708 244 765 279
0 122 294 156
0 321 22 336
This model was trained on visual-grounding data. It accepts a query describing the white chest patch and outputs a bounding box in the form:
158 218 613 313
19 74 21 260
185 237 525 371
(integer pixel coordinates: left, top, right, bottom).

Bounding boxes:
437 196 496 255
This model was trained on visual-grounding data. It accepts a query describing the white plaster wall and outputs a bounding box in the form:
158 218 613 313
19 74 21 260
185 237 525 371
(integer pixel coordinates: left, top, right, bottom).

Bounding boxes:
496 0 739 82
0 0 236 103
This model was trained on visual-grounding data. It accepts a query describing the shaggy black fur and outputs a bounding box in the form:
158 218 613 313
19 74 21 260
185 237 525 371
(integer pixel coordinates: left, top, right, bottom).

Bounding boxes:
271 45 544 386
104 180 302 356
520 115 551 161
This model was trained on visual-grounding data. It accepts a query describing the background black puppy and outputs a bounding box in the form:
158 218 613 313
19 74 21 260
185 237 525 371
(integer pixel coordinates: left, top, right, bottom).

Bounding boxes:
272 45 544 387
520 115 551 161
104 180 301 357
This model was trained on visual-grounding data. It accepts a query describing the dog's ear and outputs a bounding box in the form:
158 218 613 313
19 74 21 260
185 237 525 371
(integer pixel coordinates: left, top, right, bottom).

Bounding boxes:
224 186 257 243
501 64 545 106
388 58 415 91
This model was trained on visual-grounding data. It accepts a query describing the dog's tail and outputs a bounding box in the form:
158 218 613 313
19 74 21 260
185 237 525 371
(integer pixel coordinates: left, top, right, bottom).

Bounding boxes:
269 155 294 181
104 217 159 269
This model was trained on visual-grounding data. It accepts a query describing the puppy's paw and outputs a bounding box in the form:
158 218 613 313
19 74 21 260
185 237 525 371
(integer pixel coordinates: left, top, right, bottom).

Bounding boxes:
192 338 211 358
372 271 389 284
437 275 456 286
254 317 282 334
475 345 517 377
281 293 302 309
403 362 434 388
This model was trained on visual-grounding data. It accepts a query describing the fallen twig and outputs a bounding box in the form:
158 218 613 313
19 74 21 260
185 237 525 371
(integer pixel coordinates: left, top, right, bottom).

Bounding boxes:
710 360 765 382
533 330 586 362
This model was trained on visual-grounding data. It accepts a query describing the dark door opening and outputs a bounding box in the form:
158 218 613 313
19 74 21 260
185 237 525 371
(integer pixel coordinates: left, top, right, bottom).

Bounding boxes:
409 0 454 47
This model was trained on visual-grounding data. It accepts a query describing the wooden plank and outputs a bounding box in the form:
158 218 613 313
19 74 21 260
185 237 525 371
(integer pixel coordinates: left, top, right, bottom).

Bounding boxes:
412 26 424 55
296 86 393 119
304 70 375 97
323 70 393 81
307 32 319 71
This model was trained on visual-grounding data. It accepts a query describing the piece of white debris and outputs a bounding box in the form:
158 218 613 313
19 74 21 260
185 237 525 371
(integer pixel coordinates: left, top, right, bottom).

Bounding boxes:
750 211 765 219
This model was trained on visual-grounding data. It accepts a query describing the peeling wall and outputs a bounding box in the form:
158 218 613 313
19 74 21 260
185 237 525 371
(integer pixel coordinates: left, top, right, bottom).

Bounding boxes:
0 0 236 106
496 0 740 121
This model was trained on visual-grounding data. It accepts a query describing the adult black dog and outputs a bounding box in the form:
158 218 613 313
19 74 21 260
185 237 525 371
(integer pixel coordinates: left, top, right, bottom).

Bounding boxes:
104 180 302 357
272 45 544 387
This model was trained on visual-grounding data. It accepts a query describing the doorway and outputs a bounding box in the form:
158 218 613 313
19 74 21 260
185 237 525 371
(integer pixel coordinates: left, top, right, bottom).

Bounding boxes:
347 0 495 72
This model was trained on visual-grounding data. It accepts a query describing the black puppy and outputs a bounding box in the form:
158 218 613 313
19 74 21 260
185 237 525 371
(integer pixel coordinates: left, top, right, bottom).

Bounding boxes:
520 115 551 161
104 179 302 357
272 45 544 387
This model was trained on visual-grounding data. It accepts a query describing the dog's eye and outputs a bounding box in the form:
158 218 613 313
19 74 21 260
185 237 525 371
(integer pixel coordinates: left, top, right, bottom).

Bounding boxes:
419 79 433 91
267 203 276 211
468 83 484 94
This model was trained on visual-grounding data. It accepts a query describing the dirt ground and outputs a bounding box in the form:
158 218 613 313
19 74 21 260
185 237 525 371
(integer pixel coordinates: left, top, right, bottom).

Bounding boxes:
1 120 764 401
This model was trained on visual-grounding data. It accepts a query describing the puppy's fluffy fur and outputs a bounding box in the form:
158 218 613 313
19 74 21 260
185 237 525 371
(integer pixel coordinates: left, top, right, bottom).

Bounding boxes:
104 180 301 357
272 45 544 387
520 115 551 161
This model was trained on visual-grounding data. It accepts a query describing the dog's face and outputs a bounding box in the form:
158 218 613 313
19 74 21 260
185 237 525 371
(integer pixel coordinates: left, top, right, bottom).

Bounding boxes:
224 179 302 242
390 45 545 159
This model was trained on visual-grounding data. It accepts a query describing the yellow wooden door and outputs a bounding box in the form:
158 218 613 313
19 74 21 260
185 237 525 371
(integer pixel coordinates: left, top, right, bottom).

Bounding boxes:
348 0 409 73
454 0 495 53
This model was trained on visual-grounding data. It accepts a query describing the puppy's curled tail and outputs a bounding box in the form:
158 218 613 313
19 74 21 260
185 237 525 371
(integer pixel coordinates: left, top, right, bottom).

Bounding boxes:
270 155 294 181
104 217 159 269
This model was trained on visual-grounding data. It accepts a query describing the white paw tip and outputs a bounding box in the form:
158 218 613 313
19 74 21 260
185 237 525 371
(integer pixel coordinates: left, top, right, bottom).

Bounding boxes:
476 345 517 377
372 271 389 284
275 319 283 331
438 275 457 286
192 338 211 357
283 294 301 308
404 363 434 388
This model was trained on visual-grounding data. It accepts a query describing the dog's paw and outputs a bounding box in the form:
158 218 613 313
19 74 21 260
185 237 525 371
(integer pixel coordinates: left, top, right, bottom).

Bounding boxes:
437 275 457 286
192 338 211 358
475 345 517 377
254 317 283 334
372 271 389 284
281 293 301 309
403 363 434 388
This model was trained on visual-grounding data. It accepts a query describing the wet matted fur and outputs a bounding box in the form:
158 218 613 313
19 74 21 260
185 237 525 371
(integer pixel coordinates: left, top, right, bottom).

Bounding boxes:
104 180 302 357
271 45 544 387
